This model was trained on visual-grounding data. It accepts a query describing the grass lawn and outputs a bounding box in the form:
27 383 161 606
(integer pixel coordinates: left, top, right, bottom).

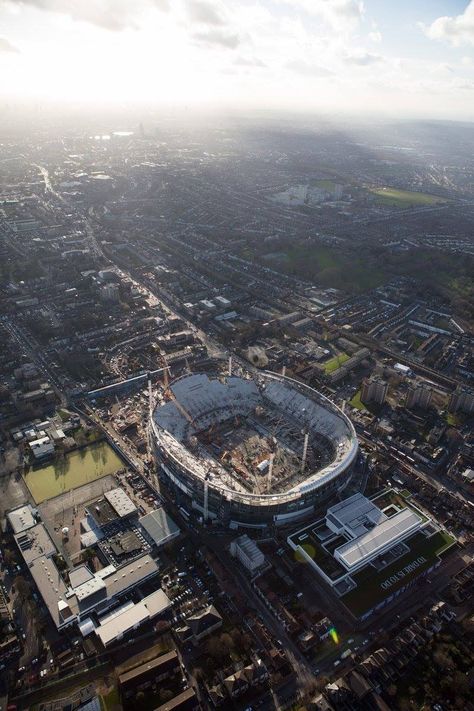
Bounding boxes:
324 352 350 373
370 187 448 207
276 244 388 293
23 441 124 503
349 389 366 411
312 179 337 190
446 412 460 427
341 530 456 617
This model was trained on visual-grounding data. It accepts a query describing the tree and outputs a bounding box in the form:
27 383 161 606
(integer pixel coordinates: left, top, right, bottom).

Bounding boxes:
206 632 234 660
158 689 173 703
15 575 31 603
82 547 95 562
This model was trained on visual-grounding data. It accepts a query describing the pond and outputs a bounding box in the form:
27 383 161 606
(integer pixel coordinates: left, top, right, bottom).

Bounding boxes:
23 441 125 503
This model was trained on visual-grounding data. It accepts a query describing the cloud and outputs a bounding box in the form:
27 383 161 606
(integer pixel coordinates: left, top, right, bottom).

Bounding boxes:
0 36 19 52
281 0 364 29
344 51 383 66
1 0 169 31
286 59 333 76
368 30 381 43
422 1 474 46
192 27 240 49
234 55 266 68
184 0 225 26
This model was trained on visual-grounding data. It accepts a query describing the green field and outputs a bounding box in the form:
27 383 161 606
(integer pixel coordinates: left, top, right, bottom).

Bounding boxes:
349 389 366 411
281 245 387 292
370 187 447 207
324 352 349 373
312 179 337 190
341 529 456 617
23 441 124 503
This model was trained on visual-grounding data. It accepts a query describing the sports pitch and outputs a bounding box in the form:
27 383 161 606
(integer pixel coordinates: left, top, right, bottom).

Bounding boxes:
23 441 125 503
370 187 448 207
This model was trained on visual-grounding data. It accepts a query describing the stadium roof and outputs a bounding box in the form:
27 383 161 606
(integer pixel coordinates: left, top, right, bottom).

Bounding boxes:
335 508 422 570
152 372 358 503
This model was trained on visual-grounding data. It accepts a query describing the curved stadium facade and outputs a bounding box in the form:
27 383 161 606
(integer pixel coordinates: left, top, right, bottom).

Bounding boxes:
151 372 358 528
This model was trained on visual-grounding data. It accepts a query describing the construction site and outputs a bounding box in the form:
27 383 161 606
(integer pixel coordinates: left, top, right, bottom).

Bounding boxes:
195 409 336 496
151 371 359 528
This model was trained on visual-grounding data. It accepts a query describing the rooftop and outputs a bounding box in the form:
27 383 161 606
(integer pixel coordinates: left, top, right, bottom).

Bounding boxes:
14 523 56 566
104 487 137 518
326 492 387 538
69 565 94 589
104 554 159 598
139 508 180 546
7 505 36 534
29 556 79 629
335 508 422 570
118 650 179 685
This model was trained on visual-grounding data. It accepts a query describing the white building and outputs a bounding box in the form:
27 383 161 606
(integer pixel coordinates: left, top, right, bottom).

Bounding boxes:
230 535 265 574
29 436 55 459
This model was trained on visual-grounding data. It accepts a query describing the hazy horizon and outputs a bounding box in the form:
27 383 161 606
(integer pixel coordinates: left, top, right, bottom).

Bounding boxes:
1 1 474 121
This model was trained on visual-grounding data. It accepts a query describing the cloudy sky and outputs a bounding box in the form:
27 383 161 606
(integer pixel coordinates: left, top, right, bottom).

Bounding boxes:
1 0 474 118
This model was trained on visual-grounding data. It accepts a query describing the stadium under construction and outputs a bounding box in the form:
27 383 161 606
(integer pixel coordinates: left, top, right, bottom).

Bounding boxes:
151 371 359 529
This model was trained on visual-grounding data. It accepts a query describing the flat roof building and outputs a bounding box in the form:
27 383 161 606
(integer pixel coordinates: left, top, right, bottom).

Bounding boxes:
334 508 422 571
7 505 36 534
104 488 137 518
14 524 56 566
230 535 265 574
287 489 442 621
154 688 198 711
326 493 387 538
95 588 171 647
139 508 180 547
119 650 180 700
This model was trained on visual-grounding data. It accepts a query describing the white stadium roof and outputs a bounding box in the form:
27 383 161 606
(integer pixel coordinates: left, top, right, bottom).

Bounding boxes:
152 372 358 505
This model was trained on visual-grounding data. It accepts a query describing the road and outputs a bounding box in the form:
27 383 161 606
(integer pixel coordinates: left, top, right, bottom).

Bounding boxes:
357 428 472 507
1 316 67 406
201 531 315 690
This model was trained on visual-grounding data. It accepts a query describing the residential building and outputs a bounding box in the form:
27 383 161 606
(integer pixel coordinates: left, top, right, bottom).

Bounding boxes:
361 377 388 405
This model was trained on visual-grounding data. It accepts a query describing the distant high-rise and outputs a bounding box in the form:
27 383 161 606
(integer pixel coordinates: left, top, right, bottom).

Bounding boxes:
406 383 433 410
361 377 388 406
138 122 145 139
448 387 474 414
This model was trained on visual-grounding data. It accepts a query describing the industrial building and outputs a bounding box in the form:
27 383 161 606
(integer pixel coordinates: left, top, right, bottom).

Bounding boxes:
139 508 181 548
8 492 173 633
151 372 358 529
